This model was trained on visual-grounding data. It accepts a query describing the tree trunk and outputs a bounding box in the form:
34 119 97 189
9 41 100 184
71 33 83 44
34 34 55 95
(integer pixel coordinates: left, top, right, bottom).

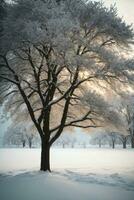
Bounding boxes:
40 139 51 172
29 140 32 148
22 140 25 148
99 141 101 148
112 141 115 149
123 141 126 149
131 137 134 148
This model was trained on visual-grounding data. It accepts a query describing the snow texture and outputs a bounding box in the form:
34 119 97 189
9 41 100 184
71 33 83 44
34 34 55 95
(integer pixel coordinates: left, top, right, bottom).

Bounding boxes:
0 148 134 200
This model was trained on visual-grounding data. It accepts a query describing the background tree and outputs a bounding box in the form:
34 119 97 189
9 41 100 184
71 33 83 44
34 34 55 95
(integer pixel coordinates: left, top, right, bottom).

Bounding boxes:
126 106 134 148
3 123 37 148
119 95 134 148
0 0 134 171
107 132 120 149
118 133 129 149
70 138 77 148
3 126 27 147
60 137 70 148
26 132 35 148
90 132 107 148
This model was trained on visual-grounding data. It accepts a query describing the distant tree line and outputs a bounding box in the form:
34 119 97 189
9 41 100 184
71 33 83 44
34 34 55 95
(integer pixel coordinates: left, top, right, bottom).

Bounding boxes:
90 131 132 149
3 125 40 148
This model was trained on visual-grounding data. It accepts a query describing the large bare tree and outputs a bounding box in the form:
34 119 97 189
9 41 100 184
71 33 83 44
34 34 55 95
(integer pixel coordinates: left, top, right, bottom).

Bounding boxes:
0 0 133 171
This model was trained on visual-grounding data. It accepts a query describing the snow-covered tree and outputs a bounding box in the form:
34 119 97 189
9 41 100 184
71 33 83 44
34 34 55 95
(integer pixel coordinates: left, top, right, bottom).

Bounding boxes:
126 107 134 148
59 137 70 148
118 133 129 149
0 0 6 35
107 132 120 149
3 122 37 148
26 132 34 148
3 126 27 147
90 132 107 148
70 138 77 148
0 0 134 171
119 95 134 148
0 0 6 63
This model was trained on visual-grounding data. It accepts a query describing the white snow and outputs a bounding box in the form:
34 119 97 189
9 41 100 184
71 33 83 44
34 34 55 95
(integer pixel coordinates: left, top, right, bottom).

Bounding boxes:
0 148 134 200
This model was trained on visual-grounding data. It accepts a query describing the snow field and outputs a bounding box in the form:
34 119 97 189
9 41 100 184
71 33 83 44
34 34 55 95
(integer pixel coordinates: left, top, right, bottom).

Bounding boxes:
0 148 134 200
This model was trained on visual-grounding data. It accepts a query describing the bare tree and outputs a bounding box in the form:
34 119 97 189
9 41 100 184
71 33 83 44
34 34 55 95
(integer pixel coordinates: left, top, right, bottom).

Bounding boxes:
0 0 133 171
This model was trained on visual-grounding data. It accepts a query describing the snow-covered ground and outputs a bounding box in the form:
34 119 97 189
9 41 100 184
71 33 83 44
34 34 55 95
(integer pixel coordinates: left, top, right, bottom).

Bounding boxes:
0 148 134 200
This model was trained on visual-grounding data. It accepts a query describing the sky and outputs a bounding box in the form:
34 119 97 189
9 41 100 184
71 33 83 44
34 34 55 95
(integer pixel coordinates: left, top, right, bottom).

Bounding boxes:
0 0 134 142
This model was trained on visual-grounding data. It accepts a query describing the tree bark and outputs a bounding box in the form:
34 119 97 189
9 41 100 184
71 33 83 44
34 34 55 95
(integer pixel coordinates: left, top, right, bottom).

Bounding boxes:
40 139 51 172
